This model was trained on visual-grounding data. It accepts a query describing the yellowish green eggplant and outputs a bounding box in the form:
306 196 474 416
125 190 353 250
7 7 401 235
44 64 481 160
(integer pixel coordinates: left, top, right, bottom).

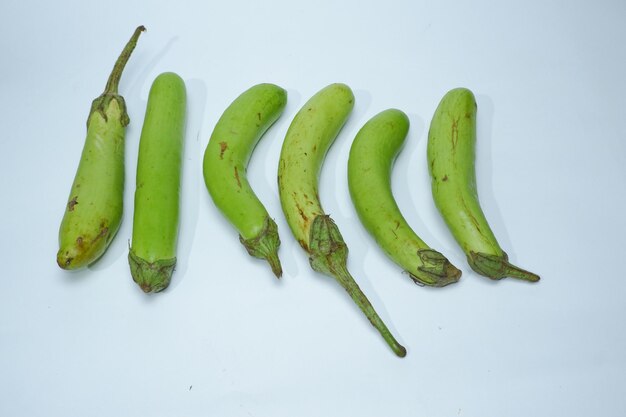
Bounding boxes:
278 83 406 357
427 88 539 282
129 72 186 293
348 109 461 286
57 26 145 270
203 84 287 277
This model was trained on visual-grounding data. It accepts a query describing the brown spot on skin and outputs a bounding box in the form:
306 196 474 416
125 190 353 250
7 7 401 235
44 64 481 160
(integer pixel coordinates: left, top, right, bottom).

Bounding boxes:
234 166 242 188
442 175 448 182
257 112 261 121
219 141 228 159
296 202 308 222
67 196 78 211
312 144 317 152
76 236 83 246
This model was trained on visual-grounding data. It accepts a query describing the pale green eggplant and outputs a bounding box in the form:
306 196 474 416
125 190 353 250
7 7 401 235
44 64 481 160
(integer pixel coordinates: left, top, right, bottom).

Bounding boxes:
278 83 406 357
427 88 539 282
57 26 145 270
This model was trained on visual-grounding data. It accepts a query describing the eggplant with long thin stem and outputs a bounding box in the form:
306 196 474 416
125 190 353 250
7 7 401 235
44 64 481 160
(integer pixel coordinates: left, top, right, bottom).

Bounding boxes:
278 83 406 357
57 26 145 270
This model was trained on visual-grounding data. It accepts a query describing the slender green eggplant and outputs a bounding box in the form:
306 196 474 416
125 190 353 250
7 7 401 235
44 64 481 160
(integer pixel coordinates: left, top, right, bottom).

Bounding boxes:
129 72 186 293
427 88 539 282
57 26 145 270
278 84 406 357
203 84 287 277
348 109 461 287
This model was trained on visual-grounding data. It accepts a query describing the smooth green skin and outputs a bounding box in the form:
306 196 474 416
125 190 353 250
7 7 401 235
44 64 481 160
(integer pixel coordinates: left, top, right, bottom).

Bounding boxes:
57 26 145 270
203 83 287 277
348 109 461 287
278 84 406 358
427 88 539 282
129 72 186 293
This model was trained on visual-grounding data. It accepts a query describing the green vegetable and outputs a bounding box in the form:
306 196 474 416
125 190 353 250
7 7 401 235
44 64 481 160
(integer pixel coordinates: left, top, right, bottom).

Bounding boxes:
57 26 145 270
203 84 287 277
129 72 186 293
427 88 539 282
278 83 406 357
348 109 461 286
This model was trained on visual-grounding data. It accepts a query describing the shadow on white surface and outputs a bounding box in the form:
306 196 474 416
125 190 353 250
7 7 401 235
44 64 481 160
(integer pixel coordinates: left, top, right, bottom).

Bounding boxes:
475 93 517 264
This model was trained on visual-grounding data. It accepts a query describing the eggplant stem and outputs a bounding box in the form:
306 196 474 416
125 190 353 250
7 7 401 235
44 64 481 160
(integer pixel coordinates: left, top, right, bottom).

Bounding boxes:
104 25 146 95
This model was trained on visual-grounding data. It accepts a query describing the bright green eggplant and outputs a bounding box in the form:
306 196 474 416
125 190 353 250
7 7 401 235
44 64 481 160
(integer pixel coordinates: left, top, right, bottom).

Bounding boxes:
129 72 186 293
203 83 287 277
348 109 461 287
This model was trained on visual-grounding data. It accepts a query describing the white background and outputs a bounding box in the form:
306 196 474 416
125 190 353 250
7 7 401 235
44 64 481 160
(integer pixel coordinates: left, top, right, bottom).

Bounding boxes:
2 0 626 416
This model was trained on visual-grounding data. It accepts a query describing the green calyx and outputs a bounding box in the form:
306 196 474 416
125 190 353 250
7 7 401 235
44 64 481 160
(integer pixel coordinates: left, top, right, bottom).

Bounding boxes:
128 250 176 293
468 251 540 282
239 216 283 278
308 215 347 276
411 249 462 287
87 25 145 127
308 215 407 358
89 94 130 127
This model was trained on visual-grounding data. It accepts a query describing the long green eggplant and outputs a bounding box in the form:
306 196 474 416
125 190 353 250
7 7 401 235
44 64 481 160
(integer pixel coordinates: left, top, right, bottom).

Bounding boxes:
203 84 287 277
427 88 539 282
129 72 186 293
348 109 461 286
57 26 145 270
278 83 406 357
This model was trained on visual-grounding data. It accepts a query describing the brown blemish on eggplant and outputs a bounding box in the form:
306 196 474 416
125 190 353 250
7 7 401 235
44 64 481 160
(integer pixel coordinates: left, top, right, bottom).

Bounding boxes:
219 141 228 159
234 166 242 188
296 202 308 223
68 196 78 211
